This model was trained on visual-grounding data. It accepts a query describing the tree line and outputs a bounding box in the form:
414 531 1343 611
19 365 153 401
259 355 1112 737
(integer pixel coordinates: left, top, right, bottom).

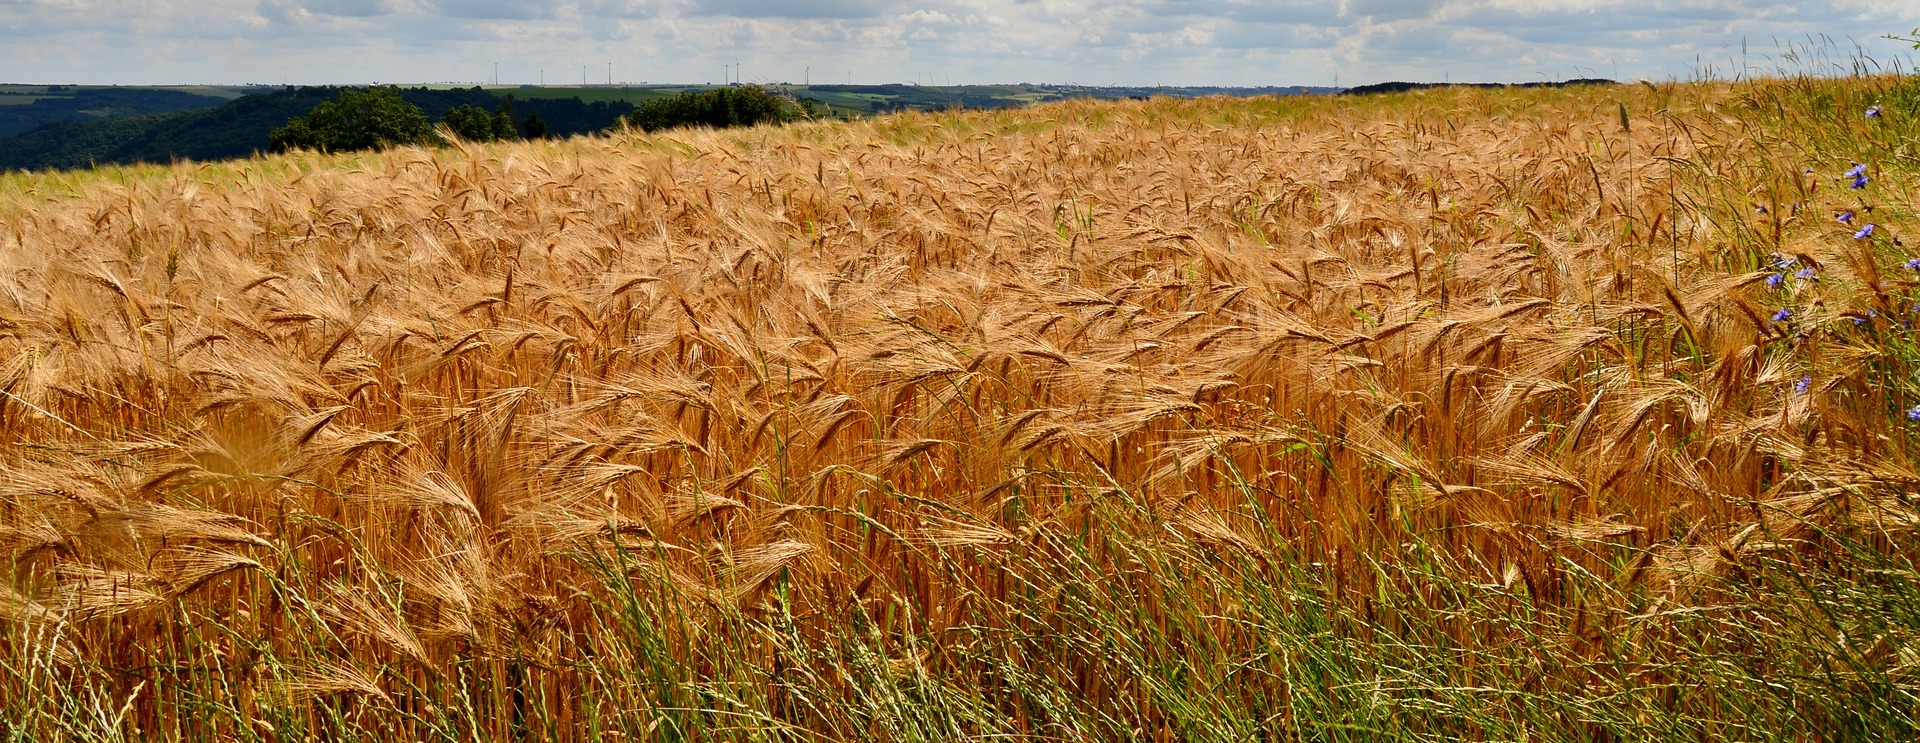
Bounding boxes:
0 86 636 172
8 85 827 171
269 88 575 152
269 85 807 154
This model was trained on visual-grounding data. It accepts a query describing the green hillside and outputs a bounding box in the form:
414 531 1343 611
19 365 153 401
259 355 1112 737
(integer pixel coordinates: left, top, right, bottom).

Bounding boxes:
0 87 637 172
0 85 246 140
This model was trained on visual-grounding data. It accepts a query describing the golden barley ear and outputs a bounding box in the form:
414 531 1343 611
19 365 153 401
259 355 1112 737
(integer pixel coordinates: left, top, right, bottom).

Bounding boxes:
282 660 395 705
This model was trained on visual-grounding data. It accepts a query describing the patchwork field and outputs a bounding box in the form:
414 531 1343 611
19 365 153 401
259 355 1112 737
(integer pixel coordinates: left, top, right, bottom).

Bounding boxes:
3 76 1919 740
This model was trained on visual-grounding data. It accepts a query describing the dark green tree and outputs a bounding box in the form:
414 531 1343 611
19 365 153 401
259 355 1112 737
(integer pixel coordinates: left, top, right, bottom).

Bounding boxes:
616 86 797 133
523 110 549 140
442 103 517 142
268 87 439 152
498 95 518 134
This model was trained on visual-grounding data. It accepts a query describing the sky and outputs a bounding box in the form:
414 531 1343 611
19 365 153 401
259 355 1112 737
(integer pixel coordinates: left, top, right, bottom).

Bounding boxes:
2 1 1918 88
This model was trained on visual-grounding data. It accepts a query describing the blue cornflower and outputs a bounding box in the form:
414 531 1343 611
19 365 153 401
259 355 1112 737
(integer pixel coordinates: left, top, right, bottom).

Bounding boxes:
1852 316 1869 326
1756 205 1768 214
1857 224 1877 240
1772 308 1793 324
1839 210 1855 224
1907 258 1920 271
1775 254 1796 268
1847 163 1870 189
1796 267 1816 280
1868 106 1883 119
1766 273 1785 287
1908 405 1920 421
1795 375 1811 395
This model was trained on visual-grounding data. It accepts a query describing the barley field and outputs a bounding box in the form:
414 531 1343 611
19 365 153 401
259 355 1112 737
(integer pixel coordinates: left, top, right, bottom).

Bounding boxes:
4 76 1920 741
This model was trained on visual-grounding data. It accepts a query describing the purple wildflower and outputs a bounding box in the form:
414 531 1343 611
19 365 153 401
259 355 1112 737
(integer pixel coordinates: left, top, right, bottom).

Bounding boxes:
1847 163 1870 189
1868 106 1883 119
1908 405 1920 422
1839 210 1855 224
1857 224 1877 240
1907 258 1920 271
1796 267 1816 280
1852 316 1869 326
1772 308 1793 324
1755 205 1768 214
1795 375 1812 395
1766 273 1785 287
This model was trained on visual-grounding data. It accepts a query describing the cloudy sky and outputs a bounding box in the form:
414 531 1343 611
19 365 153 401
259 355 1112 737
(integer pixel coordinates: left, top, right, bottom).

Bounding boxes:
3 1 1917 87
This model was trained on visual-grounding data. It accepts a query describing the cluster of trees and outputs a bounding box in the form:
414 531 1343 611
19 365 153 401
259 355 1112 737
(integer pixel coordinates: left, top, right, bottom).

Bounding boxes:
268 87 438 152
266 86 816 153
440 103 550 142
270 86 807 151
617 86 799 133
441 104 518 142
268 87 561 153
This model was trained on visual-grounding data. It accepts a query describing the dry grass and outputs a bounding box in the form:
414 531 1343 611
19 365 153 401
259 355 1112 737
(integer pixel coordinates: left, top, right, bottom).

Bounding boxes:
4 76 1920 740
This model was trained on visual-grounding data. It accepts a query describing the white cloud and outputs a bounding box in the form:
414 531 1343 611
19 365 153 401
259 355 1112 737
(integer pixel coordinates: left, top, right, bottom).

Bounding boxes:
0 0 1915 86
690 0 888 19
303 0 392 16
426 0 554 20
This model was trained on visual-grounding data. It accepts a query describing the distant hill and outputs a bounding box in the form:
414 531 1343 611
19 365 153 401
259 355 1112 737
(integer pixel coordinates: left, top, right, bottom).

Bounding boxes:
1341 79 1617 96
0 88 339 171
0 87 637 172
0 86 243 140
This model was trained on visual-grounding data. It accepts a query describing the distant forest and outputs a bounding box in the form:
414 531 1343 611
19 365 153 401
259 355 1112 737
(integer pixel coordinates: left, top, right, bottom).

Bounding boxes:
0 87 637 172
0 82 1352 173
0 86 236 140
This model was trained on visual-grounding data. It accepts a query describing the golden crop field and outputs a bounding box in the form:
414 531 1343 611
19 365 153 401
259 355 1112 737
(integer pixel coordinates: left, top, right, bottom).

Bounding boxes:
3 77 1919 741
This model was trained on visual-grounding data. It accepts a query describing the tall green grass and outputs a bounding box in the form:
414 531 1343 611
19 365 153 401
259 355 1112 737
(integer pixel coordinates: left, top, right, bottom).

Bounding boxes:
7 485 1917 741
